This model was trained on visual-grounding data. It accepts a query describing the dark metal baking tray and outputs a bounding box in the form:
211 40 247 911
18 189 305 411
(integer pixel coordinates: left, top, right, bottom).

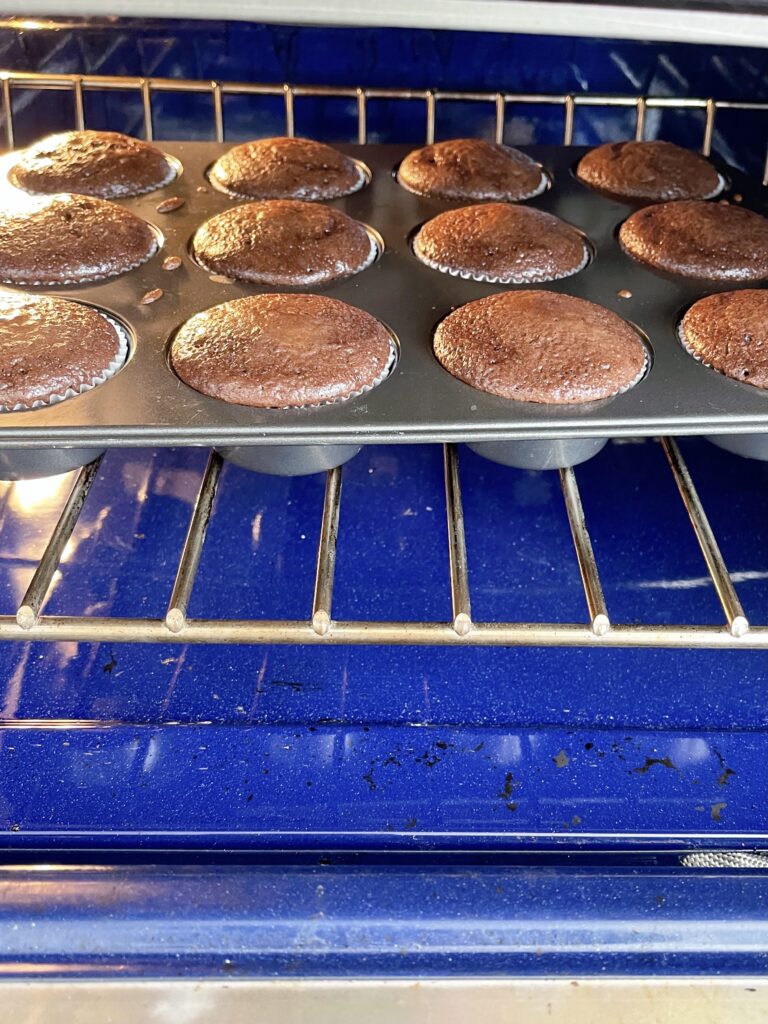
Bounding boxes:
0 140 767 452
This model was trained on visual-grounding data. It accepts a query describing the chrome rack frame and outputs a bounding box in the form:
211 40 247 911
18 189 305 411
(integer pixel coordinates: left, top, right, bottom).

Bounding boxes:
2 70 768 183
2 440 765 648
0 71 766 648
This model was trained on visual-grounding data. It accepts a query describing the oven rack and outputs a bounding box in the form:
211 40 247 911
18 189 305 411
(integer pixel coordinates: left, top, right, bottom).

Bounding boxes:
3 439 765 648
2 69 768 184
0 71 767 648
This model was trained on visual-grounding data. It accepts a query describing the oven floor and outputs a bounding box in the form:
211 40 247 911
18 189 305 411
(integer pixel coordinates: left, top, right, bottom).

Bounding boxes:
0 437 766 850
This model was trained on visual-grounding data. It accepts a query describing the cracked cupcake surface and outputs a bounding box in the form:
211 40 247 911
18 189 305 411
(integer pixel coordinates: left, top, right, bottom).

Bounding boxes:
208 137 365 200
413 203 589 283
9 130 176 198
0 194 158 285
433 290 647 404
398 139 544 201
191 199 376 286
171 293 394 409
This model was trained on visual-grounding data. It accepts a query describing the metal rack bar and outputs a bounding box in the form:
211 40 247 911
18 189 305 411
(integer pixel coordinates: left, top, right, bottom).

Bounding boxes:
165 451 223 633
1 71 767 163
73 75 85 131
1 74 14 148
560 466 610 636
312 467 343 637
661 438 749 638
702 97 716 156
426 90 436 145
140 79 153 141
563 95 575 145
16 456 102 630
2 617 767 648
494 92 506 144
0 71 766 111
356 88 367 144
212 81 224 143
635 97 647 141
3 442 766 650
444 444 472 636
284 84 295 138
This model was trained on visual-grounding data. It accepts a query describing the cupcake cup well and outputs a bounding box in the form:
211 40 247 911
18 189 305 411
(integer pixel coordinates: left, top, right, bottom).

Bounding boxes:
678 319 768 462
463 343 649 471
215 338 397 475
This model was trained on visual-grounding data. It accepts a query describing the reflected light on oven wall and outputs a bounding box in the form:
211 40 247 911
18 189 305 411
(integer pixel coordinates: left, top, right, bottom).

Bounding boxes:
251 511 263 547
8 472 73 516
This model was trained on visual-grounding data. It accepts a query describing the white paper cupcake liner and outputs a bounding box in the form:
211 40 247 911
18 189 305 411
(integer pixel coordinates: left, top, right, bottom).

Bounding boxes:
704 173 727 200
209 158 369 201
678 320 708 371
193 226 380 285
0 311 129 413
0 234 160 288
614 344 650 397
522 169 550 200
413 232 590 284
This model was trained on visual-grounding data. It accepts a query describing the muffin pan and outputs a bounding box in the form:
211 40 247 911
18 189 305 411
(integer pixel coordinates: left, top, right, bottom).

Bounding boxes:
0 140 768 477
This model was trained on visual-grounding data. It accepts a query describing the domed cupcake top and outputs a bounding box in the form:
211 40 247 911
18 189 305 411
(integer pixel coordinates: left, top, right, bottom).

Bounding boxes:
433 290 647 404
413 203 588 283
619 200 768 280
9 130 176 198
191 199 376 286
208 137 365 200
170 293 394 408
0 194 158 285
0 292 124 408
398 139 544 201
680 289 768 390
576 140 721 202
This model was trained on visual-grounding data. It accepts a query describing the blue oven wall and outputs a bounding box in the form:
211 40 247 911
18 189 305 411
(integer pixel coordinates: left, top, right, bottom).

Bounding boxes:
0 439 765 850
1 19 768 173
0 21 766 854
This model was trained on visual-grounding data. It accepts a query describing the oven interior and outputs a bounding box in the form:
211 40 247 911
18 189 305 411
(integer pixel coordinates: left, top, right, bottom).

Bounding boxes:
0 15 766 986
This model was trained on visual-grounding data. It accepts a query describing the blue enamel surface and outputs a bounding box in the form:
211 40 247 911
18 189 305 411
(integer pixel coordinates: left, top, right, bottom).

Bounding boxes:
0 860 767 977
0 439 765 850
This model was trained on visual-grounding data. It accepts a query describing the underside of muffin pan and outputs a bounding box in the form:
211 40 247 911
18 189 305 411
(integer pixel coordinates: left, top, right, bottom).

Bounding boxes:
0 140 767 471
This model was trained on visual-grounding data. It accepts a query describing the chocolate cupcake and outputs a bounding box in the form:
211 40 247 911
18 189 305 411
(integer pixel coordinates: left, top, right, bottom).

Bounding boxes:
413 203 589 283
397 139 545 201
0 194 158 286
171 293 394 409
680 289 768 390
433 290 646 404
576 140 721 202
9 130 176 198
191 200 376 287
0 291 127 410
208 137 365 200
619 200 768 281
